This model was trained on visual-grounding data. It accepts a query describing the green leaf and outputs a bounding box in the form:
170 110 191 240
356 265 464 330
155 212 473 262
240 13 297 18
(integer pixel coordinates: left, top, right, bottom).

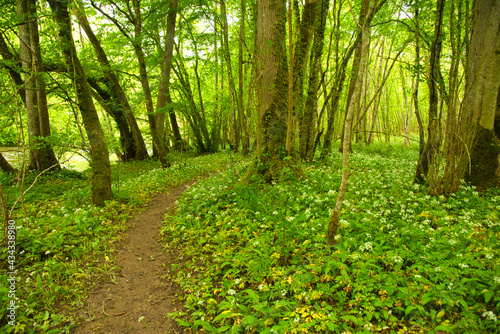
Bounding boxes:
484 290 494 303
217 326 230 333
405 305 416 317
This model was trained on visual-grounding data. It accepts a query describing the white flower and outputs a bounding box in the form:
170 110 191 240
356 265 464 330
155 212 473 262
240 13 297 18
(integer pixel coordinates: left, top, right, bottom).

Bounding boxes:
138 316 145 322
294 316 300 323
482 311 498 321
235 278 241 285
435 267 442 272
458 263 469 269
227 289 236 296
258 284 264 291
340 219 350 227
334 235 341 241
493 276 500 284
392 255 403 264
414 274 422 279
359 242 373 252
281 289 287 297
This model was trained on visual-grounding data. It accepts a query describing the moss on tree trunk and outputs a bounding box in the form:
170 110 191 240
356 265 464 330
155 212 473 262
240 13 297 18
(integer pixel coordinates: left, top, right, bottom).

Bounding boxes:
467 126 500 190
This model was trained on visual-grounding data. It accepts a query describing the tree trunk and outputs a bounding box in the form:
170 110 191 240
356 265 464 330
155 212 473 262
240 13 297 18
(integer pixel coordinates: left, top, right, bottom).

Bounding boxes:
414 0 445 183
328 0 385 245
220 0 242 151
0 33 26 106
295 0 317 160
48 0 112 206
252 0 302 181
156 0 183 151
239 0 250 154
131 0 170 168
301 0 329 161
0 153 17 174
73 1 148 161
460 0 500 190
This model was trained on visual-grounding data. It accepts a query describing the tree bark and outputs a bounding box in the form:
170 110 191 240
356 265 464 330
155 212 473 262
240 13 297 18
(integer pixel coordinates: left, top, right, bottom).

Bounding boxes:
252 0 302 181
301 0 329 161
130 0 170 168
328 0 385 245
73 1 148 161
156 0 183 151
295 0 317 160
48 0 113 206
220 0 242 151
414 0 445 183
460 0 500 190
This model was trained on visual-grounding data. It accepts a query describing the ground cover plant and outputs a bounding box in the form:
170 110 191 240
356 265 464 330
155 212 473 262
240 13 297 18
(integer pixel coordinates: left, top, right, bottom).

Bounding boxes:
0 151 235 333
163 142 500 334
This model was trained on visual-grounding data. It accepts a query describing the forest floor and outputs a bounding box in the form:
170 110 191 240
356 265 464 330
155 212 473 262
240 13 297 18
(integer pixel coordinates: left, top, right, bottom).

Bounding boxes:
72 181 197 334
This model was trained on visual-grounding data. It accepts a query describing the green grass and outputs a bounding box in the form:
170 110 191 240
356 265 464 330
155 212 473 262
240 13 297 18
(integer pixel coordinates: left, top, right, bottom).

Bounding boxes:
163 143 500 334
0 151 237 333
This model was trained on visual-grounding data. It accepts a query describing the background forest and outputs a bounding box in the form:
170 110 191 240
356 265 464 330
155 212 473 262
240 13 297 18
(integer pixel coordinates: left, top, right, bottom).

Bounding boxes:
0 0 499 332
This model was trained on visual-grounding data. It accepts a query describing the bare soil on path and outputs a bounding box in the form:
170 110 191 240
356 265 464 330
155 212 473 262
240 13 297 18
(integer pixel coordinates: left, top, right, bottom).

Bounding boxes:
72 181 196 334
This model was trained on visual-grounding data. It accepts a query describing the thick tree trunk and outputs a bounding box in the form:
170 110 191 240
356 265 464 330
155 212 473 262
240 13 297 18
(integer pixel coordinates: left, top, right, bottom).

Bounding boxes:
252 0 302 181
461 0 500 190
48 0 112 206
0 153 17 174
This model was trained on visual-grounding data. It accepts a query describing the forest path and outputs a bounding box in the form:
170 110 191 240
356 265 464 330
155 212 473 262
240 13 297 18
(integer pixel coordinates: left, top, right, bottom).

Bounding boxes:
72 180 199 334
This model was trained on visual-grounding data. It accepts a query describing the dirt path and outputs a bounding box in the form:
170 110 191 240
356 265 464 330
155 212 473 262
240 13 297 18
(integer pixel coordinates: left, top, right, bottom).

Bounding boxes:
73 181 194 334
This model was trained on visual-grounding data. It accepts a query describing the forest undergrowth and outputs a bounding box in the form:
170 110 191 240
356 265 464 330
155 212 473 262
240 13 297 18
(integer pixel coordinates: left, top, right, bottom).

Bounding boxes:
0 151 234 333
163 143 500 334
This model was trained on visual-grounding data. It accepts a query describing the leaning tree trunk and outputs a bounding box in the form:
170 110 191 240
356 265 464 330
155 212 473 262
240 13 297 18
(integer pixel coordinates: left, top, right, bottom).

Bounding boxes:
73 1 149 161
48 0 112 206
131 0 170 168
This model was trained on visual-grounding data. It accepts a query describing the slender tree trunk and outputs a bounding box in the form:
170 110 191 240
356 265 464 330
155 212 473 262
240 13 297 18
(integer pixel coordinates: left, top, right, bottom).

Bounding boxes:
295 0 317 160
328 0 385 245
131 0 170 168
73 1 148 161
48 0 112 206
302 0 330 161
414 0 445 183
220 0 241 151
239 0 250 154
156 0 182 151
413 0 424 155
0 33 26 105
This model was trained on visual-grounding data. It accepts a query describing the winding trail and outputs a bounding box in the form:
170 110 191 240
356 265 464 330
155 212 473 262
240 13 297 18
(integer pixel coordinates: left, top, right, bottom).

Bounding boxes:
73 181 196 333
